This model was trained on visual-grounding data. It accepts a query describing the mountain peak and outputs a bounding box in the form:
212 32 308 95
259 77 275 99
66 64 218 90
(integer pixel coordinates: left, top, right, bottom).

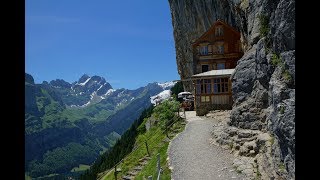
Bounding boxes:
25 73 35 84
49 79 71 88
78 74 90 83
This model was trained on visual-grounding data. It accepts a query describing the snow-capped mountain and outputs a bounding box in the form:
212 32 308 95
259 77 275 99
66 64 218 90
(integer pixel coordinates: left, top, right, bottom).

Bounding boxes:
151 81 177 105
25 73 179 178
48 75 177 108
49 74 113 107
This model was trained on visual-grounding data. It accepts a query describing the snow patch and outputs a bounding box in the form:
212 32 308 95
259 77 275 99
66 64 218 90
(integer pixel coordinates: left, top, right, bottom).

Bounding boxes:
97 84 103 91
77 77 91 86
157 81 177 90
116 99 128 107
101 89 115 99
117 90 125 98
150 90 172 105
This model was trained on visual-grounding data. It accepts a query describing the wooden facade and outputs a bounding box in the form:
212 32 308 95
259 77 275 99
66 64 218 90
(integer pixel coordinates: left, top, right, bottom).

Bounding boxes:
191 20 243 115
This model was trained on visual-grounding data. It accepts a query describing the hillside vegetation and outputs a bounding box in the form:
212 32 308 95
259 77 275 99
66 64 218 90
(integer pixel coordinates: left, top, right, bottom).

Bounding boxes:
25 73 176 178
80 98 185 180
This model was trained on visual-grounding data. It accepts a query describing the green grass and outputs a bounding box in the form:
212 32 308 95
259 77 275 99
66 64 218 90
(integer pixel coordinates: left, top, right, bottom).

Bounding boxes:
269 136 275 146
71 164 91 172
271 53 282 66
101 118 186 180
279 106 285 114
255 164 262 180
258 14 269 38
282 70 292 82
279 162 286 172
25 174 32 180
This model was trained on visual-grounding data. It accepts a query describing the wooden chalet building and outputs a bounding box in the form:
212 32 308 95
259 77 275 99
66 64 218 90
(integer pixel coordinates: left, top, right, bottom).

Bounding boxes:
191 19 243 115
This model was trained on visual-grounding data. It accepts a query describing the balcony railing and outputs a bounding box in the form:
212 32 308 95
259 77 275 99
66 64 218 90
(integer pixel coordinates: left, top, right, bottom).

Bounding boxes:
197 52 242 59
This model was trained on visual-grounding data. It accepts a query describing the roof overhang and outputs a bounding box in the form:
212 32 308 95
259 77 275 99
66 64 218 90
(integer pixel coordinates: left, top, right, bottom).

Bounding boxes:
191 69 235 79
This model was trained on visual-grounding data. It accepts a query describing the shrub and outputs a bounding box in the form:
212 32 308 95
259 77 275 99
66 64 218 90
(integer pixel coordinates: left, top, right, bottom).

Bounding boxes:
271 53 281 66
258 14 270 38
153 99 180 130
279 106 285 114
282 70 292 83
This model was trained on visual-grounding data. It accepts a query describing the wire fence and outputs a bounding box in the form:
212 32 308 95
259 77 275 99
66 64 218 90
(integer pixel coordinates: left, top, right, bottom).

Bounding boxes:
97 107 187 180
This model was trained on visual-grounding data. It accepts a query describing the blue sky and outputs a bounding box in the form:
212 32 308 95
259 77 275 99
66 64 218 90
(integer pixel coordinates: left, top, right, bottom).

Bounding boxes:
26 0 179 90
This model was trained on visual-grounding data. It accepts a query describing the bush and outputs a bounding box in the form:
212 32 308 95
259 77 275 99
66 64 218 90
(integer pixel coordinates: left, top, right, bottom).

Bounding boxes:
153 99 180 130
271 53 281 66
282 70 292 83
258 14 270 38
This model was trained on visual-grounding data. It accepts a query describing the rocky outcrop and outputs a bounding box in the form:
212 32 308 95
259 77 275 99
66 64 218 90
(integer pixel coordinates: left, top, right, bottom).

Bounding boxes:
168 0 295 179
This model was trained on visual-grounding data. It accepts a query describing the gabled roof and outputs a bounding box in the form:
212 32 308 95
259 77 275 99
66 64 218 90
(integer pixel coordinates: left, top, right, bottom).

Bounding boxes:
192 19 240 46
192 69 235 78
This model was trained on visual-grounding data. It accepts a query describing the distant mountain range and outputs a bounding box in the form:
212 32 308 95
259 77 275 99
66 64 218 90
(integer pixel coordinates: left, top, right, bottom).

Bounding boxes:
25 73 176 178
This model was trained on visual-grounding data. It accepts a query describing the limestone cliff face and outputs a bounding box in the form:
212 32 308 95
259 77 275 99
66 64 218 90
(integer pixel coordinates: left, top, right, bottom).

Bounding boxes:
168 0 238 91
168 0 295 179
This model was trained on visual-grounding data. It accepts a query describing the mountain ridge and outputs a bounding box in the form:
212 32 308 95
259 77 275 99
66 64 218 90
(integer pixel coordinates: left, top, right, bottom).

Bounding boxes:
25 73 177 178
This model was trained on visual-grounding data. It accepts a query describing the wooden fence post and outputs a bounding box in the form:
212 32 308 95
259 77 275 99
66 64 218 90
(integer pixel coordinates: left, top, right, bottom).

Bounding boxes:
157 153 160 174
166 126 169 138
114 165 117 180
145 141 150 157
156 153 161 180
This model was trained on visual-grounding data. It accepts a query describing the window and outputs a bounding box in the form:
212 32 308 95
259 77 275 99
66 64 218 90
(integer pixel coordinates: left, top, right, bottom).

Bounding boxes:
217 63 225 70
201 96 210 102
200 46 208 55
202 65 209 72
213 78 229 94
196 80 201 95
196 79 211 94
217 45 224 54
215 26 224 36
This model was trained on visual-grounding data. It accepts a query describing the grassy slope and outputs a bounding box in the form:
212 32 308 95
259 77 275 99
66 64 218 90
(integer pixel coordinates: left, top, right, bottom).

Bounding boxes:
71 164 91 172
101 114 186 180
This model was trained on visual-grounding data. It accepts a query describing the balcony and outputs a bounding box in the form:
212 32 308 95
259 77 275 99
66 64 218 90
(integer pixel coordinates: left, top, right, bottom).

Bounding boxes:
197 52 243 60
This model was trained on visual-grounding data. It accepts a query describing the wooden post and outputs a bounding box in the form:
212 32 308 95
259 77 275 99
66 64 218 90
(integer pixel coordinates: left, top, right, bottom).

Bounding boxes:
165 126 169 138
145 141 150 157
114 165 117 180
156 153 161 180
157 153 160 175
184 107 186 119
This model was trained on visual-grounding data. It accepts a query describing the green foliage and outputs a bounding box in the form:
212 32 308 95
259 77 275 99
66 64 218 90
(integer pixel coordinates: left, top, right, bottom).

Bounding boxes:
271 53 282 66
282 70 292 83
153 99 181 130
135 143 172 180
269 136 275 146
270 53 292 84
28 142 99 177
102 111 185 180
258 14 270 38
255 166 262 180
171 81 184 101
71 164 90 172
279 106 285 114
279 162 286 172
80 105 154 180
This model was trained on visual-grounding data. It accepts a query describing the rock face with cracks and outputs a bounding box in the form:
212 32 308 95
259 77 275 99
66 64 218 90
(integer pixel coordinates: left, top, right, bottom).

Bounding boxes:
168 0 295 179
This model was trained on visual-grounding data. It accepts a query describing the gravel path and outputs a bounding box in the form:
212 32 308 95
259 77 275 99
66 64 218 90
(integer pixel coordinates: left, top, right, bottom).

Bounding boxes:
168 111 246 180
